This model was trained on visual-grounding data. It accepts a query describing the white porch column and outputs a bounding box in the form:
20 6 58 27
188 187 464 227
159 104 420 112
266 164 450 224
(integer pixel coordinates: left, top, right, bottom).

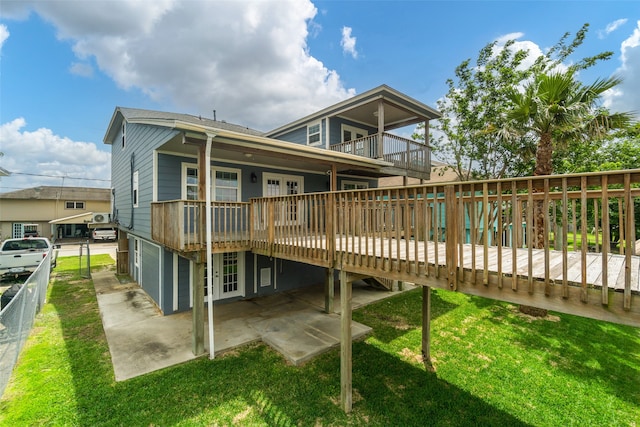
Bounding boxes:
376 100 384 159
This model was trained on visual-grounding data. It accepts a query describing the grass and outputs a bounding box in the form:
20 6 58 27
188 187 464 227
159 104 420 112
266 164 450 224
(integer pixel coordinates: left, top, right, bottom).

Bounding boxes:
1 255 639 426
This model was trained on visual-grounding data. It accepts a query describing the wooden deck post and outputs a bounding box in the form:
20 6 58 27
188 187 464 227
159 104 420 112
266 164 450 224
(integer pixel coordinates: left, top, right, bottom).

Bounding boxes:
422 286 431 365
444 185 458 290
192 260 205 356
340 269 353 413
325 268 334 313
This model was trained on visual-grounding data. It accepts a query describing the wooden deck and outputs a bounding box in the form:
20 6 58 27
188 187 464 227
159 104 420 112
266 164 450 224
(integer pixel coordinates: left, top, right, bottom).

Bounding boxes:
152 169 640 327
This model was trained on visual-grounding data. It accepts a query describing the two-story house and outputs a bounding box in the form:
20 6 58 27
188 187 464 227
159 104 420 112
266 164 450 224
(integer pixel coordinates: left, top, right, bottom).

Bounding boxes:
103 85 440 356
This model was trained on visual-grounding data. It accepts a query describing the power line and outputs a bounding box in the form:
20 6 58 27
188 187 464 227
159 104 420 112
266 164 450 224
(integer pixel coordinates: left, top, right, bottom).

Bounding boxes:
8 172 110 182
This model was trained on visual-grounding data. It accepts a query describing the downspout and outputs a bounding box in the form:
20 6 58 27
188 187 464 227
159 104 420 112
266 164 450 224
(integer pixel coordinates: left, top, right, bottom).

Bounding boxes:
205 134 215 359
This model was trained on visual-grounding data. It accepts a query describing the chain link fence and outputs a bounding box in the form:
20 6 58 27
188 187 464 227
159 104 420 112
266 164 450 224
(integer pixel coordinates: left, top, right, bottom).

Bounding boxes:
0 251 52 398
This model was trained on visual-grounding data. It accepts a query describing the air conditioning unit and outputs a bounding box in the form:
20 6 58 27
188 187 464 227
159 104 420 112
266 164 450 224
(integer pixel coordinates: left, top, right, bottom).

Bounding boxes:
92 213 110 224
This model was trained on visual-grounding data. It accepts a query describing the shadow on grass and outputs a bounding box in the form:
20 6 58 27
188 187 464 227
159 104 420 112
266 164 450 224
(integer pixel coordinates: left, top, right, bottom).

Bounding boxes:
38 267 529 426
482 299 640 409
353 287 460 344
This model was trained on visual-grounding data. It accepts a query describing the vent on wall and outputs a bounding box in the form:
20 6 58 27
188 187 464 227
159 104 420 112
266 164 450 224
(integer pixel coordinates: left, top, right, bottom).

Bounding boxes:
92 213 110 224
260 268 271 287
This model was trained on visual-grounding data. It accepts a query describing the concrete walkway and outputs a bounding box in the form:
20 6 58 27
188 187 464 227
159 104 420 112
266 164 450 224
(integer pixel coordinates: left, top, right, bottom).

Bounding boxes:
92 270 414 381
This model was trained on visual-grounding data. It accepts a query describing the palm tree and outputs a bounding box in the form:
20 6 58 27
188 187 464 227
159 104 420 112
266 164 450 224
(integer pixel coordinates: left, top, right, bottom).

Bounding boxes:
507 71 632 316
509 71 632 244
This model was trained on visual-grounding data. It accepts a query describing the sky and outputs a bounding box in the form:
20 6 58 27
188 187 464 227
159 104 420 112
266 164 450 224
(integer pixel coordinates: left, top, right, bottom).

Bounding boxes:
0 0 638 192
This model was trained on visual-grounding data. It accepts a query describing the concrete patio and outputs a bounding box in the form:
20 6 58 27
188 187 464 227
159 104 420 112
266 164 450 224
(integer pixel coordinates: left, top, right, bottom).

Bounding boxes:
92 270 414 381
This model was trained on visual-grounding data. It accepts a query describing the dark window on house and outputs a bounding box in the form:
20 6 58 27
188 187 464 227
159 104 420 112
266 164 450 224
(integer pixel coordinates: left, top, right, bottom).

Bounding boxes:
133 170 139 208
122 122 126 149
65 201 85 209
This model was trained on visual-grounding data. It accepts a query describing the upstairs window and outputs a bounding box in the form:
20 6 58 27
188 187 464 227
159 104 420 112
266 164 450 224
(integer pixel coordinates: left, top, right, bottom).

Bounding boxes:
121 122 127 149
307 122 321 146
133 170 139 208
65 201 85 209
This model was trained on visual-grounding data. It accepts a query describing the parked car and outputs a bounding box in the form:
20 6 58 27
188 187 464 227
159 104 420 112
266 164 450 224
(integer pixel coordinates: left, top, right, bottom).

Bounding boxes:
0 237 59 278
92 228 117 241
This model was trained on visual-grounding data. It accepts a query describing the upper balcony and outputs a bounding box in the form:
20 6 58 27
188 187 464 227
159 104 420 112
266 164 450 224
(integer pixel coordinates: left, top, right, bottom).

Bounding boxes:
266 85 440 181
329 132 430 178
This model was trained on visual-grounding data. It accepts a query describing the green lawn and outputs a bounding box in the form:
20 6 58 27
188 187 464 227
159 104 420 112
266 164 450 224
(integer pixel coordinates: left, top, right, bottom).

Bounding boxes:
1 255 639 426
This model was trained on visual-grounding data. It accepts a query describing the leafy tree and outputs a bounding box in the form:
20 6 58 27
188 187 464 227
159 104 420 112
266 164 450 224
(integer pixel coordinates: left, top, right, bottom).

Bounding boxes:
422 23 618 181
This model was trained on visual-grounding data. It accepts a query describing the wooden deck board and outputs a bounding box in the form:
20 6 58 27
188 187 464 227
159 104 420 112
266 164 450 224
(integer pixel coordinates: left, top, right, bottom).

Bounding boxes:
288 236 640 294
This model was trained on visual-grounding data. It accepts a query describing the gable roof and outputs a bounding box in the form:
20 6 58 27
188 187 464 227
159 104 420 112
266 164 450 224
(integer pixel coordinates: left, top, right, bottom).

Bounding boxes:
104 107 263 144
0 186 111 201
266 84 441 138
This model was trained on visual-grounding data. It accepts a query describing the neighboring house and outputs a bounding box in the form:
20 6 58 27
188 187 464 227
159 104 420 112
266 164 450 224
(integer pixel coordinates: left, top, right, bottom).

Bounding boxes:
0 186 112 241
103 85 440 350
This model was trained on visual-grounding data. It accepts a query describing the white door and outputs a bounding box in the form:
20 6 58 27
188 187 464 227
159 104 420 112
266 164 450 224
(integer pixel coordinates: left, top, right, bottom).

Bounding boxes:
263 173 304 226
213 252 244 299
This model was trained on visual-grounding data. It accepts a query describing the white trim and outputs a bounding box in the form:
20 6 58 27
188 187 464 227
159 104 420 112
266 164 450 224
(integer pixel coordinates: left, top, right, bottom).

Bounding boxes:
153 150 158 202
325 117 330 149
189 260 193 307
173 253 178 312
157 244 162 311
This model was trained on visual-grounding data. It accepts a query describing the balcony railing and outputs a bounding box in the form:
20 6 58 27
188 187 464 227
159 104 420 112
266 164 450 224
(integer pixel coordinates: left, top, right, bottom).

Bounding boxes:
329 132 430 175
151 200 251 254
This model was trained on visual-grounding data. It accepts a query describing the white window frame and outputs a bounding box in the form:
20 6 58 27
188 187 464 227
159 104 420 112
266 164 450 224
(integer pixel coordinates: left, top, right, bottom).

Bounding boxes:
182 163 199 200
133 170 139 208
341 124 368 143
213 166 241 202
181 163 241 202
341 180 369 190
65 201 86 209
307 121 322 146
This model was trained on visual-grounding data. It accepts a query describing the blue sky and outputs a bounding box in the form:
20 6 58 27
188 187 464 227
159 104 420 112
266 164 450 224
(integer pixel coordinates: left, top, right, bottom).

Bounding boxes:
1 0 638 191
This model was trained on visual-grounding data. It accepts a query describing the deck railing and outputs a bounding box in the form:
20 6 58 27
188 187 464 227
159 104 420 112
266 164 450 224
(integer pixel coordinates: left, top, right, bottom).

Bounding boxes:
329 132 430 174
151 170 640 324
151 200 251 253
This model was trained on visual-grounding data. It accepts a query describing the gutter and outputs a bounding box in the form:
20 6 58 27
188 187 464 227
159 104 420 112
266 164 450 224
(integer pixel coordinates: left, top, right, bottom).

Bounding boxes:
205 134 215 359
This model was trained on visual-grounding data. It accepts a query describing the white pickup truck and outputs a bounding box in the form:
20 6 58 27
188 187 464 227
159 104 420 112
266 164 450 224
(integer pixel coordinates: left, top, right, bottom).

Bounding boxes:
0 237 58 278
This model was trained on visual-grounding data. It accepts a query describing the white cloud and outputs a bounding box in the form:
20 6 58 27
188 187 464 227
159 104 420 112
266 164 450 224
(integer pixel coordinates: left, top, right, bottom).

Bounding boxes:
0 118 111 191
493 32 545 71
598 18 628 39
23 0 354 131
603 20 640 119
0 24 9 53
69 62 93 77
340 26 358 59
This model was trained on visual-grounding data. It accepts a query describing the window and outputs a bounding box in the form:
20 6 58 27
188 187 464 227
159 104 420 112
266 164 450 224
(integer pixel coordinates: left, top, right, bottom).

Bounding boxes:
341 124 368 142
342 181 369 190
182 164 240 202
121 122 126 149
184 166 198 200
215 170 239 202
133 170 139 208
307 121 321 146
65 201 85 209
